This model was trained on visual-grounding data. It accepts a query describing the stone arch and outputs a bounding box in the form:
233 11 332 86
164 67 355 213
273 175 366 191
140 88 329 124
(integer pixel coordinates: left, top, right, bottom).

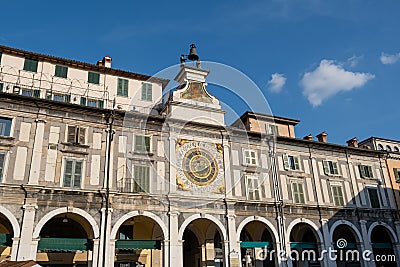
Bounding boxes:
178 214 227 240
110 211 168 240
286 218 323 244
329 220 363 244
33 207 99 239
0 205 20 237
236 216 279 244
368 222 398 243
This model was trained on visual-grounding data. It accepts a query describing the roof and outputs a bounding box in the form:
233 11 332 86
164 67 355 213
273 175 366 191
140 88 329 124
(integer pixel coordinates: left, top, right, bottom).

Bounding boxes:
359 136 400 145
0 44 169 88
231 111 300 127
0 261 41 267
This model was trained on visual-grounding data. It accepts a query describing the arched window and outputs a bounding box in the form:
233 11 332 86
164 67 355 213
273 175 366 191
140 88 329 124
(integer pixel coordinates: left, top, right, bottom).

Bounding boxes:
378 144 384 150
394 146 399 152
386 145 392 151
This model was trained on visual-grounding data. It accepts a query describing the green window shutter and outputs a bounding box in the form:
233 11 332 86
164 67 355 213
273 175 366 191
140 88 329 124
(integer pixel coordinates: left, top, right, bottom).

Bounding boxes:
117 78 123 96
97 100 104 108
23 59 38 72
298 183 305 203
0 83 3 92
46 91 52 100
73 161 82 188
64 94 71 103
117 78 128 96
283 154 289 170
367 166 373 178
323 161 330 175
147 84 152 101
134 165 150 192
33 89 41 98
78 128 86 144
145 136 151 152
141 85 147 100
80 97 87 106
332 162 339 175
359 165 366 178
292 183 298 203
67 126 76 143
55 65 68 78
88 72 100 84
64 160 73 187
394 168 400 181
0 153 5 182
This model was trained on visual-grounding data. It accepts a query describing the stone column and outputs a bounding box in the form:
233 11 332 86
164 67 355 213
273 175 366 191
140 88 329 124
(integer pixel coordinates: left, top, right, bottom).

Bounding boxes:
320 218 335 267
226 212 240 267
169 211 182 267
163 240 170 267
359 220 374 267
104 208 113 267
91 238 100 267
17 203 38 260
28 119 46 185
10 237 20 261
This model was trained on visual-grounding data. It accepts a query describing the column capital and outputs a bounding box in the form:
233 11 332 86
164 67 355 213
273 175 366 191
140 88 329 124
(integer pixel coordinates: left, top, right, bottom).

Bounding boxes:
34 118 47 123
22 204 38 211
359 220 368 225
168 211 180 216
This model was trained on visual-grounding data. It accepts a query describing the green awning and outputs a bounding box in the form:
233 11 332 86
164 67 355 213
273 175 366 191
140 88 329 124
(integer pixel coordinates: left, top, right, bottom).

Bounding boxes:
240 241 273 249
290 242 317 249
372 243 392 249
0 233 12 247
38 238 92 251
116 240 162 250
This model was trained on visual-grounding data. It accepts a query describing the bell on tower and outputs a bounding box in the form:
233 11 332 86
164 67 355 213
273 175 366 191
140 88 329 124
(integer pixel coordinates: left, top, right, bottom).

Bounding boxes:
180 43 201 68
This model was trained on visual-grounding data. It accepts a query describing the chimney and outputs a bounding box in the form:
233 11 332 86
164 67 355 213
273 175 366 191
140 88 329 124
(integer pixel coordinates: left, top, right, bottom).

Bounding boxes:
303 134 313 141
346 137 359 148
316 132 328 143
96 60 103 67
103 56 112 68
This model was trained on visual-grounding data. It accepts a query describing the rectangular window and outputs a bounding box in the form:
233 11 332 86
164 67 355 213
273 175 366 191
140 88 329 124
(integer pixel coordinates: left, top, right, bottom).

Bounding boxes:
323 160 339 175
87 99 97 107
134 135 151 153
21 89 32 97
63 159 83 188
246 175 260 200
283 154 300 171
133 165 150 192
0 152 5 182
117 78 129 97
23 58 38 72
0 117 12 136
331 185 344 206
244 150 257 165
141 83 152 101
393 168 400 182
0 83 3 92
88 72 100 84
55 65 68 78
266 124 279 135
292 182 305 204
367 188 380 208
67 126 86 144
358 165 373 179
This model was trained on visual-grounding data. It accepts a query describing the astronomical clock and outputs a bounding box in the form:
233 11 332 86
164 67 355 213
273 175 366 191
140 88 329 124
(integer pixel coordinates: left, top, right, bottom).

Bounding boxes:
176 139 225 194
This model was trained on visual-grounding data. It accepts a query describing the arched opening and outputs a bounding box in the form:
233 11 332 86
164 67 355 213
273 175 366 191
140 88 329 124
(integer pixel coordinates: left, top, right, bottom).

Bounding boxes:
239 221 277 267
332 225 361 267
36 213 94 266
289 223 320 267
114 215 164 267
0 213 13 261
370 226 396 267
182 218 225 267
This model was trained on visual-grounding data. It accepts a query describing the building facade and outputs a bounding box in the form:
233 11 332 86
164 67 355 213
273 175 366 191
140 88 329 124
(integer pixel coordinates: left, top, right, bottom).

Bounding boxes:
0 45 399 267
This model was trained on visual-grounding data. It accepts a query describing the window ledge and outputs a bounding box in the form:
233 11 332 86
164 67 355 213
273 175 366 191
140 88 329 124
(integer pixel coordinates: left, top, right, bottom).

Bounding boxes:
132 151 154 156
0 136 15 147
61 142 90 148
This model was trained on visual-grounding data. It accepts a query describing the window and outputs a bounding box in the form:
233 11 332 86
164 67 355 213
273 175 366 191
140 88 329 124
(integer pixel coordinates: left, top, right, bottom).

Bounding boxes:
0 152 5 182
246 175 260 200
377 144 384 150
141 83 152 101
394 146 399 152
88 72 100 84
358 164 373 179
292 182 305 204
283 154 300 171
67 126 86 144
134 135 151 153
323 160 339 175
23 58 38 72
133 165 150 192
21 89 32 97
331 185 344 206
0 83 3 92
63 159 83 188
266 124 279 135
117 78 129 97
367 188 380 208
386 145 392 151
0 117 12 136
80 97 103 108
55 65 68 78
393 168 400 182
244 150 257 165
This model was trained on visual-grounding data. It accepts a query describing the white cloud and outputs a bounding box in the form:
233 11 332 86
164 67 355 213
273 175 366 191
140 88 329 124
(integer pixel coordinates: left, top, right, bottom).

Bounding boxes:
300 60 375 107
267 73 286 93
380 52 400 64
347 55 363 68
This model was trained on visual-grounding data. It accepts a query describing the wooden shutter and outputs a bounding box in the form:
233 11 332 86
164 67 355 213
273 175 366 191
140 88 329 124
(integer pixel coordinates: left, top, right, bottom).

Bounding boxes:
79 128 86 144
323 161 330 174
64 94 71 103
135 135 144 152
80 97 87 106
73 161 82 188
117 78 123 96
141 84 147 100
67 126 76 143
145 136 151 152
33 89 41 98
294 156 300 170
367 166 373 178
0 153 4 181
298 183 305 203
359 165 366 178
0 83 3 92
97 100 104 108
394 168 400 181
64 160 73 187
332 162 339 175
292 183 299 202
251 151 256 165
283 154 289 170
146 84 152 101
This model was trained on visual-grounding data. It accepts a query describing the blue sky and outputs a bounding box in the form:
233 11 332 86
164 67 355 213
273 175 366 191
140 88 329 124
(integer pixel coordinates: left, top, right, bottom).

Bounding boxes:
1 0 400 145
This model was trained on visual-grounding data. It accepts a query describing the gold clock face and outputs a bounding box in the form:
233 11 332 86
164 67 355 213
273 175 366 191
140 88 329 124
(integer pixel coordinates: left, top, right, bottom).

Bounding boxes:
183 148 218 186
